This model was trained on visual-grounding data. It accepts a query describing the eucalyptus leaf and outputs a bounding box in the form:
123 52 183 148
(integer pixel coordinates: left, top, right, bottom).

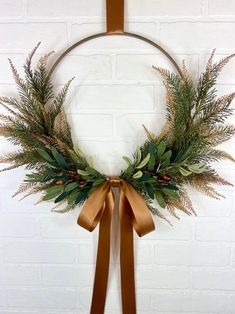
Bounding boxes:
86 166 104 178
145 183 155 199
36 148 54 163
92 179 106 187
187 163 205 174
136 173 151 181
122 164 134 179
50 146 69 169
47 185 64 194
179 167 192 176
157 141 166 157
68 190 80 205
136 146 142 164
157 184 178 191
145 178 157 184
42 185 64 201
174 146 193 162
155 192 166 208
136 153 150 169
73 145 84 158
54 191 69 203
65 182 79 192
148 154 155 171
161 158 171 168
161 150 172 161
75 189 89 205
77 169 89 176
162 189 180 199
149 141 156 155
132 170 143 179
87 156 94 167
122 156 132 166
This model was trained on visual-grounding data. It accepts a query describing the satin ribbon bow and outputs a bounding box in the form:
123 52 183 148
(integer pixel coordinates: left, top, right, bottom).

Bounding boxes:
77 177 155 314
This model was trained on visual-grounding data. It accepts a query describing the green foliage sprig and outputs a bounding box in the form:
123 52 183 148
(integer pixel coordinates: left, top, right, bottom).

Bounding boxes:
0 44 234 222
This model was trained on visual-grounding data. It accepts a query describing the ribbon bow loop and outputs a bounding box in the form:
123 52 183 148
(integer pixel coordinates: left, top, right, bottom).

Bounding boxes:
77 181 113 232
77 178 155 314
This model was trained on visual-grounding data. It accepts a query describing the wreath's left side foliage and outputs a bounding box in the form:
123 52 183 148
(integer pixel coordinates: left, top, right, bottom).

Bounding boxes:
0 43 105 212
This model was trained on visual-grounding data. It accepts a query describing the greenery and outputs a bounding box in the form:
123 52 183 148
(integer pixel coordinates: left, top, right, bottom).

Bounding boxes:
0 44 234 222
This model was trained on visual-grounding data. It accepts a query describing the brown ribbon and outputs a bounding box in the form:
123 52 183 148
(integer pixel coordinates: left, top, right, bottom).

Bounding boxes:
106 0 124 34
77 178 155 314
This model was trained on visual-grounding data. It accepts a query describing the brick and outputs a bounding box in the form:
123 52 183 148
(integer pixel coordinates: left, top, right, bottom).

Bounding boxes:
151 293 227 312
27 0 103 17
0 215 38 237
190 189 233 217
0 311 41 314
68 113 113 137
6 287 77 309
211 54 235 85
160 22 235 52
76 139 137 173
147 313 215 314
0 137 15 157
155 243 230 266
4 241 77 263
41 265 93 287
28 0 202 18
106 290 152 312
232 248 235 266
0 54 25 84
0 311 42 314
117 113 166 138
136 240 154 264
209 0 235 15
136 266 189 289
0 84 18 101
143 218 192 240
0 0 24 17
53 55 112 83
68 84 154 112
192 270 235 290
0 188 49 212
116 54 198 81
40 214 97 239
0 288 6 306
214 141 235 170
0 265 40 286
71 22 156 50
195 219 235 241
136 292 151 312
77 242 96 264
216 84 235 101
0 168 25 189
228 295 235 312
127 0 202 16
0 23 67 52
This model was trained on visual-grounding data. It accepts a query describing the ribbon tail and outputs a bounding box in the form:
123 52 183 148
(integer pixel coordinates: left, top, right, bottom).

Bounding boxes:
119 190 137 314
90 189 114 314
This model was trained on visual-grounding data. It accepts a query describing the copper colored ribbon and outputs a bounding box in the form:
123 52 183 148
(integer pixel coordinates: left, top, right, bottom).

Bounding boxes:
106 0 124 34
77 178 155 314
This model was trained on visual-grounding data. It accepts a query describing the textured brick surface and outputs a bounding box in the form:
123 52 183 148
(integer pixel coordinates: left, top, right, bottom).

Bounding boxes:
0 1 235 313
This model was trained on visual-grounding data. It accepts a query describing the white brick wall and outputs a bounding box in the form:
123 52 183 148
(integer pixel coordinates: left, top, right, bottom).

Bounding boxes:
0 1 235 313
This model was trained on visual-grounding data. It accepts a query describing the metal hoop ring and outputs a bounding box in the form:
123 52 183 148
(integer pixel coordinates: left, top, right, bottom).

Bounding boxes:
48 32 183 77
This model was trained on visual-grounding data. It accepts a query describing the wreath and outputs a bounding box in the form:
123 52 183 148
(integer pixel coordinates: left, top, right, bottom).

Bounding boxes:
0 43 235 224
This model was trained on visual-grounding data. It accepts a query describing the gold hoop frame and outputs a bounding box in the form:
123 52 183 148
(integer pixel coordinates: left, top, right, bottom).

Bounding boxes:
48 32 183 78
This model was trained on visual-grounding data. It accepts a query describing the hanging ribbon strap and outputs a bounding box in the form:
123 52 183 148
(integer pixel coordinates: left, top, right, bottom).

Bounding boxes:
77 178 155 314
106 0 124 34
